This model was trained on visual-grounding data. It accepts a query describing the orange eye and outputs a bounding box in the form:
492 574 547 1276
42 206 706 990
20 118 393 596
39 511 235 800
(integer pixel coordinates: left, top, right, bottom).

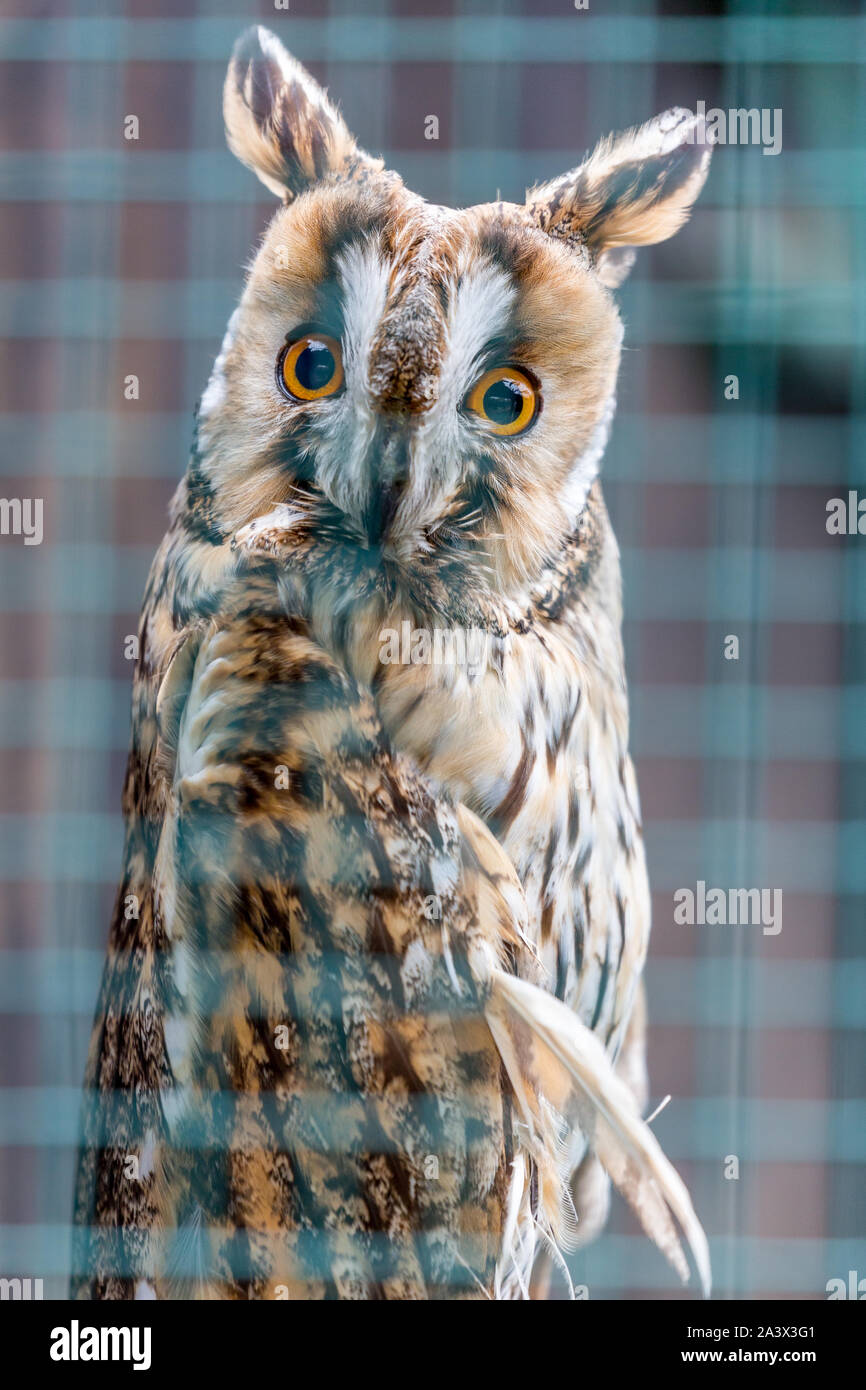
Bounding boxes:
465 366 538 436
278 332 344 401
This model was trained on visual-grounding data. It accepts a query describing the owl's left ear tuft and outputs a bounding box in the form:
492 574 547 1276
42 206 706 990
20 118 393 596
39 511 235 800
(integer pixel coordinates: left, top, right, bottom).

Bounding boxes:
224 26 382 201
526 108 713 287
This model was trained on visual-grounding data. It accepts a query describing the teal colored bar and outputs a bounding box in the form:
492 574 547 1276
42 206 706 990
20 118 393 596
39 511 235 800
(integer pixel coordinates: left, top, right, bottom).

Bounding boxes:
2 1088 865 1158
0 151 864 206
0 414 861 486
0 549 863 622
0 279 861 346
0 679 863 759
0 1227 857 1294
1 954 865 1029
0 16 864 64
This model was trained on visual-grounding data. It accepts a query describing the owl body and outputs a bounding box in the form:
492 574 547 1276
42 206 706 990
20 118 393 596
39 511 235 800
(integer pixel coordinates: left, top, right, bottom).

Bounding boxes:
74 26 712 1299
371 491 648 1050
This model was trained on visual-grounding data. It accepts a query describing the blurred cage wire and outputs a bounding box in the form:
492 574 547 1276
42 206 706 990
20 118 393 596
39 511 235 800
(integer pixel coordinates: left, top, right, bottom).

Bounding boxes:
0 0 863 1299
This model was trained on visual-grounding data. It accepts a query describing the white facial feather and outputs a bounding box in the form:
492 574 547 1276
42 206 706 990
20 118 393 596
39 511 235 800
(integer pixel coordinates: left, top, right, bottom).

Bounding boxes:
559 389 618 529
440 258 516 411
307 240 390 518
395 258 516 543
198 307 241 437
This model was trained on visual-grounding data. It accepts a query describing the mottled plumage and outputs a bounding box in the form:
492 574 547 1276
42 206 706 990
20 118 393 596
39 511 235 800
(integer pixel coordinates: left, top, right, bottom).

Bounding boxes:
74 26 712 1300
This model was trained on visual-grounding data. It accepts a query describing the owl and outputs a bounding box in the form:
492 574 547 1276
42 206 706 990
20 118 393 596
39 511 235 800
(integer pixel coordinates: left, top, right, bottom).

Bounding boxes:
73 26 713 1300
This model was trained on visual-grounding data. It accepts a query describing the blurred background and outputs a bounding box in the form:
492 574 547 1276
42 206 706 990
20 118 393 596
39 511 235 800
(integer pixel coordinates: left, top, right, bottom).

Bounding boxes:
0 0 863 1299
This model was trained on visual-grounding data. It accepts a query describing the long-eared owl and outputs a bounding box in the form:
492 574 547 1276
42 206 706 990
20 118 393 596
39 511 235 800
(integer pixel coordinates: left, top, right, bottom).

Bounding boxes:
73 26 713 1301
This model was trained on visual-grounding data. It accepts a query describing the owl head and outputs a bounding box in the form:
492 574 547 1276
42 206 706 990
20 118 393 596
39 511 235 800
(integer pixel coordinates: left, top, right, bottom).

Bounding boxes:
195 26 711 603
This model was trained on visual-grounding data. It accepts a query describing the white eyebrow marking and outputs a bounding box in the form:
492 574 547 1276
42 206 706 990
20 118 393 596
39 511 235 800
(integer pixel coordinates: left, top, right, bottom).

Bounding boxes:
309 239 392 516
439 259 516 412
337 237 391 398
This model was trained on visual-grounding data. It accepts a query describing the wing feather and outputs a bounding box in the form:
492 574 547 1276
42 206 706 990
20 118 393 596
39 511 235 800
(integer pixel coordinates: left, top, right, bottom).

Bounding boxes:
484 969 711 1297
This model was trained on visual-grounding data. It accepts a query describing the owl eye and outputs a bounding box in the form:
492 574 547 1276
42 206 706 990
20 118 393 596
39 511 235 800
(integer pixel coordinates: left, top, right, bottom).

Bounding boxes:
465 366 538 436
278 332 344 401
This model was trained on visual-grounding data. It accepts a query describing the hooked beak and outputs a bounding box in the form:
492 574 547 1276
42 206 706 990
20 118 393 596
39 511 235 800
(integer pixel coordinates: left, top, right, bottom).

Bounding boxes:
362 417 411 547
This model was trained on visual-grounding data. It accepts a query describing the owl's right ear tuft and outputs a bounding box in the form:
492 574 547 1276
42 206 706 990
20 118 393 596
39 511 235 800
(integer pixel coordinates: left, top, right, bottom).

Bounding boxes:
224 26 381 202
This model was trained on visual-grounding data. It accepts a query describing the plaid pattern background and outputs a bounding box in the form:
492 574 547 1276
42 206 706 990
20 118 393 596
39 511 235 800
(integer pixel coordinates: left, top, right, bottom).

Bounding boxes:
1 0 864 1299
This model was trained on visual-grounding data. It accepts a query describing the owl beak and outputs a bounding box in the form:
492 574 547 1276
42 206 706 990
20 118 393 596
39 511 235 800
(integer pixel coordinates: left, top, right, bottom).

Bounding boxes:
364 478 407 547
362 417 411 547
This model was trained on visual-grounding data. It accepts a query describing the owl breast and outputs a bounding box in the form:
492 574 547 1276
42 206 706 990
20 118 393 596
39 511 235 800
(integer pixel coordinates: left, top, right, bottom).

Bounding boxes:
338 509 651 1063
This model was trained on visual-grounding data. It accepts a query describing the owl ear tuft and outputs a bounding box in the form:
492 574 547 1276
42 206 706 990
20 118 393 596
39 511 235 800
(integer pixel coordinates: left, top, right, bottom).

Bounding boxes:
526 108 712 287
224 26 382 202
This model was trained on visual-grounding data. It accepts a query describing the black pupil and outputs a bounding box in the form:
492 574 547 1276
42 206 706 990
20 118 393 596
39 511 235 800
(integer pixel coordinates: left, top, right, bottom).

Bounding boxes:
296 339 335 391
483 377 525 425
